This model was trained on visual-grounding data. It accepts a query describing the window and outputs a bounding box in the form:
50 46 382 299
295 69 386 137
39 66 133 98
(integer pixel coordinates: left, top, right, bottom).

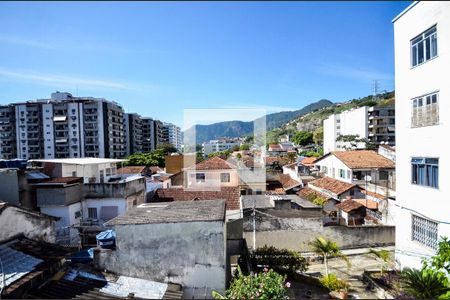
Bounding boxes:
379 170 389 181
411 25 437 67
196 173 206 183
106 168 111 176
255 189 262 195
412 215 438 249
347 170 351 179
339 169 345 179
88 207 98 219
74 211 81 219
321 166 328 174
411 157 438 188
412 92 439 127
72 171 77 177
220 173 230 183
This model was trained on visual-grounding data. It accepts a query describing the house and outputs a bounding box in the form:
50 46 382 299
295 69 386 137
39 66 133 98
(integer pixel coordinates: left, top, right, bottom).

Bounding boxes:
268 144 286 156
266 174 302 195
314 150 396 195
0 201 58 243
393 1 450 269
95 200 227 299
153 186 241 220
183 156 239 190
307 177 363 202
335 199 366 226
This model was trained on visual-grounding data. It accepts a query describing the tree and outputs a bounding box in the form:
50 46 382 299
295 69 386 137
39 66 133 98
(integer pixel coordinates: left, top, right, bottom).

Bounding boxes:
292 131 313 146
212 266 290 299
309 237 350 277
287 151 297 164
313 127 324 145
239 143 250 151
231 145 240 152
369 249 391 275
401 268 449 299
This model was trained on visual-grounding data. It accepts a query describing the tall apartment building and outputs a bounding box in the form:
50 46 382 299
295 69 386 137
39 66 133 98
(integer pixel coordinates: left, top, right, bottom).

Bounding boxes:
393 1 449 269
142 117 156 152
0 105 17 159
162 122 182 151
323 105 395 154
1 92 126 160
124 113 143 156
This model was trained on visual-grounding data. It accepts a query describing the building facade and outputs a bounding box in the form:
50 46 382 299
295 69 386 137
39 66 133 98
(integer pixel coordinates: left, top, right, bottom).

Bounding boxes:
124 113 143 156
323 105 395 154
202 139 241 157
161 122 182 151
0 105 17 159
393 1 450 269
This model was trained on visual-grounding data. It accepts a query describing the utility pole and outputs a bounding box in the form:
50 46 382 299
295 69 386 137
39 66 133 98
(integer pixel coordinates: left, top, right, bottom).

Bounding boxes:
372 80 380 102
252 198 256 251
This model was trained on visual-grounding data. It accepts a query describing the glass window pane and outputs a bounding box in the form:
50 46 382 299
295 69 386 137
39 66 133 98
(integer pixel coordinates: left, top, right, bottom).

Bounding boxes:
412 45 418 66
431 34 437 57
425 37 431 60
432 94 437 103
418 41 424 64
426 96 431 105
418 98 423 106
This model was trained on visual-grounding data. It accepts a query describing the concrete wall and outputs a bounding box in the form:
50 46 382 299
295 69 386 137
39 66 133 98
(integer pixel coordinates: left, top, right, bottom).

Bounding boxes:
0 169 20 205
83 177 146 200
95 220 226 299
186 169 239 189
243 214 395 251
0 206 57 243
394 1 450 269
36 184 83 206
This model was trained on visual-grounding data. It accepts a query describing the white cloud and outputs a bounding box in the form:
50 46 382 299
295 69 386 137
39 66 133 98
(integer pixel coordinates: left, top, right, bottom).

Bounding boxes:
0 35 55 49
0 67 128 90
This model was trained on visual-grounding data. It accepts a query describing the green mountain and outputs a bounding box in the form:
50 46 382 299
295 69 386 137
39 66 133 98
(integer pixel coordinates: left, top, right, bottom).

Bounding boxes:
185 99 333 144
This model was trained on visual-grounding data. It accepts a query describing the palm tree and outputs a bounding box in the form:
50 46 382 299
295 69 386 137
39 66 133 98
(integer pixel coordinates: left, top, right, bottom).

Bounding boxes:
369 249 391 275
309 237 350 277
401 268 450 299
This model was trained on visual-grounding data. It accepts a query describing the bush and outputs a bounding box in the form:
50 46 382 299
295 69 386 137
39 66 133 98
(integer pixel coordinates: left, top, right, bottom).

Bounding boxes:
250 245 308 275
212 267 289 299
319 274 349 292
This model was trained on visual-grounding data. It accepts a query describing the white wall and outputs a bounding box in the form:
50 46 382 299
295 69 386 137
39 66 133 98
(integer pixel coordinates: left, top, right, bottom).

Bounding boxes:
315 155 353 183
323 114 337 154
394 1 450 269
83 198 126 220
42 103 55 158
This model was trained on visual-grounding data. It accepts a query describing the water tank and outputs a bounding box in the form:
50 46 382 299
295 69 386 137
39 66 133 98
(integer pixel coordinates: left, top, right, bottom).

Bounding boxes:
96 229 116 249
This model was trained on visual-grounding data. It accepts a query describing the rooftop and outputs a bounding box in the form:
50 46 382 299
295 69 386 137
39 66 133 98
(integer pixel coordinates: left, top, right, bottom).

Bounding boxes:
301 156 318 166
34 177 83 185
316 150 395 169
187 156 236 170
335 199 364 213
105 199 226 226
153 186 240 211
309 177 357 196
278 174 301 190
30 158 127 166
118 166 147 174
297 187 332 201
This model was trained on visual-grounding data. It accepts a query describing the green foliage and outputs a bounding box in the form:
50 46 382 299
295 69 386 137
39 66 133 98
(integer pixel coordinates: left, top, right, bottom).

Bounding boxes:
207 149 231 159
239 143 250 151
236 153 242 159
212 266 290 299
305 194 328 207
299 150 321 157
292 131 314 146
401 268 449 299
251 245 309 275
310 237 350 276
428 237 450 274
231 145 240 152
313 126 324 145
125 144 177 167
319 274 349 292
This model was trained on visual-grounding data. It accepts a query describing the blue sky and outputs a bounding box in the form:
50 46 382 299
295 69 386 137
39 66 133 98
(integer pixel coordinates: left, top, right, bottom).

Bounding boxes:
0 1 410 128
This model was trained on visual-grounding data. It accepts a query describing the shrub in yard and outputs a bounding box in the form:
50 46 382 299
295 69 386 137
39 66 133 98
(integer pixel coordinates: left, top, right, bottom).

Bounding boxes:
401 267 449 299
250 245 309 275
319 273 349 292
212 266 290 299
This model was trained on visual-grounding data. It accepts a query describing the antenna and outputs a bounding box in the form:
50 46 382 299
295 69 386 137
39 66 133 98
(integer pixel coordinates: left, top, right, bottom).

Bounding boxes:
372 80 380 102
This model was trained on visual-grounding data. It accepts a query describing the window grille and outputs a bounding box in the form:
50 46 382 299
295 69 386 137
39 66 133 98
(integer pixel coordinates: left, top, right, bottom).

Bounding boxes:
411 214 438 249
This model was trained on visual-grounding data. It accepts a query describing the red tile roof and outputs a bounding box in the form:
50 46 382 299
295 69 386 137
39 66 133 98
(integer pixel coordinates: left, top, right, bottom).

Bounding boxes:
331 150 395 169
354 198 378 210
188 156 236 171
153 186 240 211
361 189 386 200
284 163 296 170
336 199 364 213
118 166 146 174
301 156 317 166
265 156 280 165
309 177 357 196
279 174 301 190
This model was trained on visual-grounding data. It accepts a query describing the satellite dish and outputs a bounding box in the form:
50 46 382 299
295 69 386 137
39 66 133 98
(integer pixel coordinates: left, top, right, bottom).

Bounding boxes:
364 175 372 181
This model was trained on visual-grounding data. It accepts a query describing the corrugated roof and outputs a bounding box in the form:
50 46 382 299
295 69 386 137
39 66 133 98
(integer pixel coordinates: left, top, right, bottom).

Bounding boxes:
105 199 226 226
30 158 127 165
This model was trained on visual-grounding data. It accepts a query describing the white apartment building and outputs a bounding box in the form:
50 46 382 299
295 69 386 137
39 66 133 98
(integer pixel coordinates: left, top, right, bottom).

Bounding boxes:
393 1 450 269
323 105 395 154
323 106 368 153
124 113 143 156
202 139 241 157
162 122 182 151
